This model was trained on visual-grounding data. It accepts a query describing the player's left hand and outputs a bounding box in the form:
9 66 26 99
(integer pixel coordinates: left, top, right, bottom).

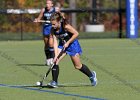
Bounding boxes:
63 42 69 49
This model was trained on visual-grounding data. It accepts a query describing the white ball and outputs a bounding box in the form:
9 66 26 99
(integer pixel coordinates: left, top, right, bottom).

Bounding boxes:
36 81 41 86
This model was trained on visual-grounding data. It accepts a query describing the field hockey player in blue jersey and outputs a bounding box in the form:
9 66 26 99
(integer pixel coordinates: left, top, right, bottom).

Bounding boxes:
47 12 97 88
34 0 60 66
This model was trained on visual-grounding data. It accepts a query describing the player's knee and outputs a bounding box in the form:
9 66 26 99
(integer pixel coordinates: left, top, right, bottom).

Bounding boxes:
49 34 53 38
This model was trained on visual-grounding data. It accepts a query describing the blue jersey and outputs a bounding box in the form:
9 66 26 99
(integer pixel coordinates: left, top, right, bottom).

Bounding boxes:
43 7 55 36
54 23 82 56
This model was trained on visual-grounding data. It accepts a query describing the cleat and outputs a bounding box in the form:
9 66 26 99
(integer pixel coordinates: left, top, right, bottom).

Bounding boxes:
47 81 58 88
90 71 97 86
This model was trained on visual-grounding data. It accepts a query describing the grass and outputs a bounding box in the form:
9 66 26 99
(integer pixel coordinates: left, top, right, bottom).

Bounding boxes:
0 31 125 41
0 39 140 100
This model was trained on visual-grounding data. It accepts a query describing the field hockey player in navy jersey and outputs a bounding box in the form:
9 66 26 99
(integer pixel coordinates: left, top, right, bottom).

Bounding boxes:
34 0 60 66
47 12 97 88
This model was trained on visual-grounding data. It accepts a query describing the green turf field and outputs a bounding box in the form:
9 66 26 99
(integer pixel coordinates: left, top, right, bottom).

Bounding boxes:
0 39 140 100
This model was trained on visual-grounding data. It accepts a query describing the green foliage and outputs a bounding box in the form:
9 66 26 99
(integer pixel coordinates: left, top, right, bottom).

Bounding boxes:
121 0 126 9
25 0 34 7
0 0 127 33
1 0 19 8
63 2 69 8
24 0 43 8
100 0 126 8
76 0 89 8
0 0 5 8
0 14 7 24
101 0 118 8
76 0 90 30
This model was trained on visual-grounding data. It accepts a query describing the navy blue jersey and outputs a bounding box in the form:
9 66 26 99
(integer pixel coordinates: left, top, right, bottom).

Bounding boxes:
43 7 55 25
53 22 82 56
42 7 55 36
54 22 72 43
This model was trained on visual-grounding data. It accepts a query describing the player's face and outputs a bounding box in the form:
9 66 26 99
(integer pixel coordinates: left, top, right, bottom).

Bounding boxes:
46 0 53 10
51 20 60 30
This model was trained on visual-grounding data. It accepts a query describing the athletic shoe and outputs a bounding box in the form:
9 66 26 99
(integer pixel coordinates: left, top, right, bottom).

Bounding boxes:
89 71 97 86
45 58 53 66
45 59 50 66
47 81 58 88
49 58 54 65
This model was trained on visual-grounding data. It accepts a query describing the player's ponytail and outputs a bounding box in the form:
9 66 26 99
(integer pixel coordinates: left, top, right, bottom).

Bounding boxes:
50 12 68 25
59 12 68 25
62 16 68 25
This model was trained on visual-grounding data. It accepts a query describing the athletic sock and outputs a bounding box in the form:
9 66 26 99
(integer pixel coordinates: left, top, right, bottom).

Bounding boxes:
49 47 55 58
44 48 50 59
79 64 93 77
52 65 59 83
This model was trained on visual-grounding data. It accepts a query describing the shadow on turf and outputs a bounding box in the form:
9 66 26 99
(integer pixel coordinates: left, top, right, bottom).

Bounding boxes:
17 64 46 67
58 84 92 88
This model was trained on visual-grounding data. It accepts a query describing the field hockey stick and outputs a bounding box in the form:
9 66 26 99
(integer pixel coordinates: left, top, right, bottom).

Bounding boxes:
23 16 50 23
33 19 51 23
36 47 65 86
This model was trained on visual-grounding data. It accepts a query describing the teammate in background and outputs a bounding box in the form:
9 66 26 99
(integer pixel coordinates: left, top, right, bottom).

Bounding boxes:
34 0 60 65
48 12 97 88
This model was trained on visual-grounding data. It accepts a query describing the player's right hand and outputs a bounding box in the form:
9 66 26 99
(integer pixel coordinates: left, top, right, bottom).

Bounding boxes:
34 18 38 22
53 56 58 63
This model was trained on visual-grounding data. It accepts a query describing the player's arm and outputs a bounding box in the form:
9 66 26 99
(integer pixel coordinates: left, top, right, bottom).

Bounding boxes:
53 35 58 57
64 24 79 48
34 8 45 22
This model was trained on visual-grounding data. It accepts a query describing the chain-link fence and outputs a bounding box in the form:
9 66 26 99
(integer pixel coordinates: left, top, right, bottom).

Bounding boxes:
0 0 139 41
0 11 124 40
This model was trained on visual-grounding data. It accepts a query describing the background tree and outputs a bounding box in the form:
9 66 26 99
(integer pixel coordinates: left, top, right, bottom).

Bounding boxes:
0 0 127 33
76 0 90 31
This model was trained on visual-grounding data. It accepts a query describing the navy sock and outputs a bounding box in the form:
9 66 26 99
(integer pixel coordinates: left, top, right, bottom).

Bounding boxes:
52 65 59 83
44 48 50 59
49 47 54 58
79 64 93 77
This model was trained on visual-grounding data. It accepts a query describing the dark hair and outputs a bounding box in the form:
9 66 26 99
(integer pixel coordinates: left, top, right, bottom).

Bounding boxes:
50 12 68 25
